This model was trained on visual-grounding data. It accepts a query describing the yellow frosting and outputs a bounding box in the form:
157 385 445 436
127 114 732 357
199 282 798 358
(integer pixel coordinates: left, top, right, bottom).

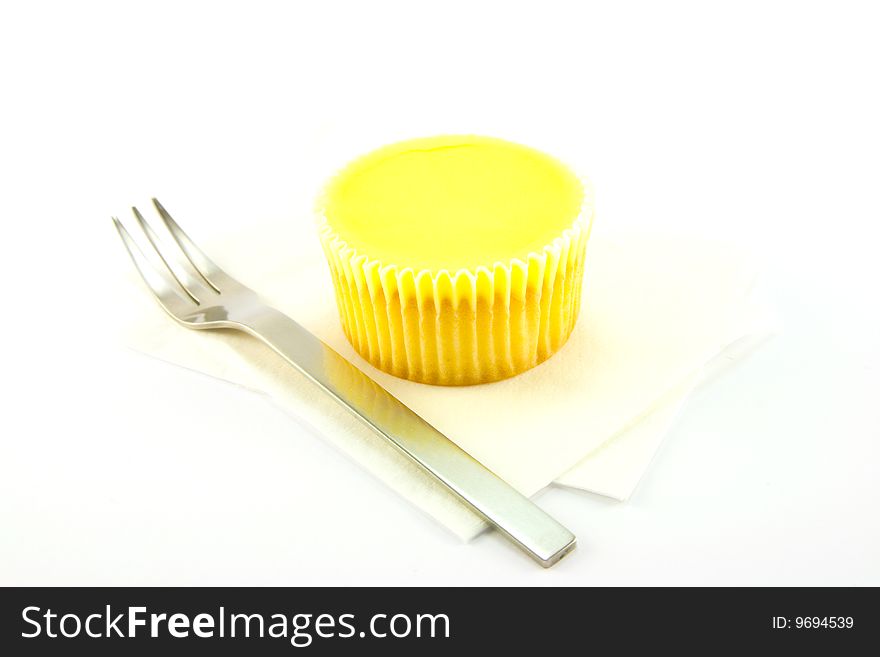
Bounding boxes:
317 135 593 385
322 135 584 272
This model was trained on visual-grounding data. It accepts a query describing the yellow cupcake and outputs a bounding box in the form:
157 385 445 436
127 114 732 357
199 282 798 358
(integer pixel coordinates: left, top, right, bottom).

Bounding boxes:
317 135 593 385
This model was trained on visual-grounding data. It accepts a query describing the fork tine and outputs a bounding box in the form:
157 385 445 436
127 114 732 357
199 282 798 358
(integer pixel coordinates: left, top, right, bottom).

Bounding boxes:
151 198 221 292
112 217 192 313
131 206 201 304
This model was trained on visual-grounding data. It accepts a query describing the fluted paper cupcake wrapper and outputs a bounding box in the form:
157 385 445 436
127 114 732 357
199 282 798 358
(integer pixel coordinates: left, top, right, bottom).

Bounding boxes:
317 189 593 385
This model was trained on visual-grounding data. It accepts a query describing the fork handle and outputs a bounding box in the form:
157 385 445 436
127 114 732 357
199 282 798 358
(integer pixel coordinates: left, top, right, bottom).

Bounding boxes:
239 309 576 567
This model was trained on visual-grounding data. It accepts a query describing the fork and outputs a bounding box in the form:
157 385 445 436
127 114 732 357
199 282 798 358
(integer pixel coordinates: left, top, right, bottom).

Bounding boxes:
113 199 577 567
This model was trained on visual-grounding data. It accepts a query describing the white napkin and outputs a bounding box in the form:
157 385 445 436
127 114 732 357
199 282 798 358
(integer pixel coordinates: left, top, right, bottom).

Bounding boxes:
120 216 776 540
557 280 776 499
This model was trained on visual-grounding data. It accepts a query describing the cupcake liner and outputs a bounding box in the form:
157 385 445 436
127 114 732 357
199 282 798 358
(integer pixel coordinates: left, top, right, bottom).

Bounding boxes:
316 179 594 385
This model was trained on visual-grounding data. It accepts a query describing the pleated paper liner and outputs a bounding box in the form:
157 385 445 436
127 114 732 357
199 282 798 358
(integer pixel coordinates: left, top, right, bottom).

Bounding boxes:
317 188 594 385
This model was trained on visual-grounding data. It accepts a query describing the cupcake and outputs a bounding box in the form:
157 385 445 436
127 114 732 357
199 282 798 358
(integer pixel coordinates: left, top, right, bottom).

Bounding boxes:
317 135 593 385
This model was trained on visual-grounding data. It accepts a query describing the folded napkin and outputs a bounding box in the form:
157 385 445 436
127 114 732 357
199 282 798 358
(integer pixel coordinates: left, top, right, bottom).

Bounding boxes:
120 215 775 540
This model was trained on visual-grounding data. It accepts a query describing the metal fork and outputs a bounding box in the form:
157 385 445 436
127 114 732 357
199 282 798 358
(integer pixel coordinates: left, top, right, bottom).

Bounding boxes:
113 199 577 567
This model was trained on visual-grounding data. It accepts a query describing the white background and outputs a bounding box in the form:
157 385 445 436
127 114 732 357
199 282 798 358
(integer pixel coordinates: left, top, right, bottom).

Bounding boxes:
1 0 878 585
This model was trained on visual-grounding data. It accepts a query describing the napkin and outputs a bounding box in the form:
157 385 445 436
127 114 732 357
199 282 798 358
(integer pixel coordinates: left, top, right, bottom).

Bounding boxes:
557 280 776 499
120 215 776 540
